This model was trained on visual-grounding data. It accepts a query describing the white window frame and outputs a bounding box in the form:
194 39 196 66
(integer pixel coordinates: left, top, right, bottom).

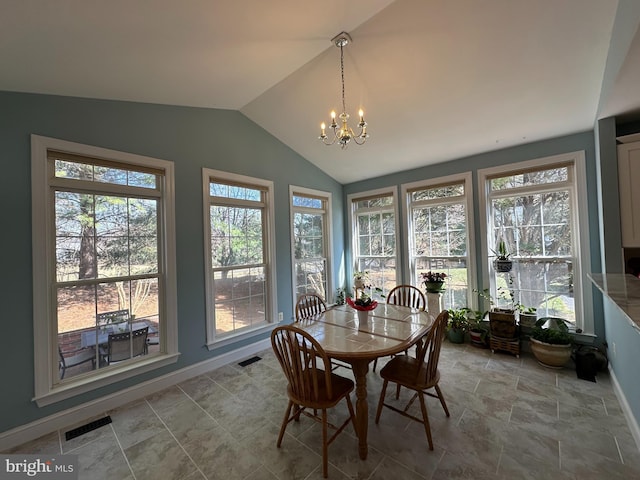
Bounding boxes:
347 187 400 297
401 172 476 309
202 168 277 349
478 151 594 334
289 186 333 308
31 135 179 407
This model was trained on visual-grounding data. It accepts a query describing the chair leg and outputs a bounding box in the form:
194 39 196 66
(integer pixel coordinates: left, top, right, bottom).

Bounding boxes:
375 379 389 423
322 408 328 478
395 384 401 399
434 384 450 417
372 358 378 372
417 392 434 450
277 400 294 447
344 394 358 436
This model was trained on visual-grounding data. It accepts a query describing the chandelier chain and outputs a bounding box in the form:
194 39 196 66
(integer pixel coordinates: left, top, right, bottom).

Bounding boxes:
340 44 346 114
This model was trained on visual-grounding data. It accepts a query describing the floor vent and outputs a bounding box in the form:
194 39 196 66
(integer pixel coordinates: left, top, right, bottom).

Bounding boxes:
65 416 112 441
238 356 261 367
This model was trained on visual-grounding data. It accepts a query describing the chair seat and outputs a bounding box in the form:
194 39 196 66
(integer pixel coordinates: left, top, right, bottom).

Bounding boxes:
379 355 440 391
65 348 96 367
287 369 354 409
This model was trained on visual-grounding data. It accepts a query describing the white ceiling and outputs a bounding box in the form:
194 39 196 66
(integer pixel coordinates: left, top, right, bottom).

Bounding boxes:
2 0 639 183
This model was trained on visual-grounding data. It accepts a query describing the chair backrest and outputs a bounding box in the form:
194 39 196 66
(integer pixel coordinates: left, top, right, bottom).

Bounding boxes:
97 309 130 327
271 325 335 404
295 294 327 322
107 327 148 363
387 285 426 310
414 310 449 384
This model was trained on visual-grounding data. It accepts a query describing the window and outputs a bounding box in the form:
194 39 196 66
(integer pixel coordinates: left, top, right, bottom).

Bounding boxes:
403 173 475 310
203 169 277 347
479 151 593 333
348 188 399 297
32 135 178 406
290 187 332 304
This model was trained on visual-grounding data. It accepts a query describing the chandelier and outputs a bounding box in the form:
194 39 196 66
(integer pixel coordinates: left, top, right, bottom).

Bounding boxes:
319 32 369 149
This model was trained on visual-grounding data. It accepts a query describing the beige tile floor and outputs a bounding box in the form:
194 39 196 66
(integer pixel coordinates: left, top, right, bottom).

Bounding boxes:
6 341 640 479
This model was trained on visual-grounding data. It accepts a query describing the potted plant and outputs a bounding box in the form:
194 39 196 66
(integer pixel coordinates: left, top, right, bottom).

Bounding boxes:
467 308 490 348
420 271 447 293
530 317 573 368
492 239 513 272
347 291 378 323
446 307 468 344
517 305 537 329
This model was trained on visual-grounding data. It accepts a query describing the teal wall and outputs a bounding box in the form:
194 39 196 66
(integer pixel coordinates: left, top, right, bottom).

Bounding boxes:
602 298 640 425
0 91 344 433
595 117 640 435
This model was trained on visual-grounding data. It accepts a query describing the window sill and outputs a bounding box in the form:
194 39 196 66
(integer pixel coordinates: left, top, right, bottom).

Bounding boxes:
206 323 276 351
33 353 180 407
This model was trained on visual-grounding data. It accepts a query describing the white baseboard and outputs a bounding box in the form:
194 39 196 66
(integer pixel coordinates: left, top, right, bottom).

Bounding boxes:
0 339 271 452
608 364 640 452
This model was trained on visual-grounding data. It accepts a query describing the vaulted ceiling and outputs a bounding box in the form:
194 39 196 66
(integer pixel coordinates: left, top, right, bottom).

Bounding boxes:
2 0 639 183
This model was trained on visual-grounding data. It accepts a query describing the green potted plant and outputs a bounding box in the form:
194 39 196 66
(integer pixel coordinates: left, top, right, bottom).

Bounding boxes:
492 239 513 272
530 317 573 368
446 307 469 344
420 271 447 293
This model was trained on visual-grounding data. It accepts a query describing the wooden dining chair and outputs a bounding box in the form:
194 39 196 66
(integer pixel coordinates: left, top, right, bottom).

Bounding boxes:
372 284 426 371
295 293 327 323
374 310 450 451
271 325 356 478
295 293 348 371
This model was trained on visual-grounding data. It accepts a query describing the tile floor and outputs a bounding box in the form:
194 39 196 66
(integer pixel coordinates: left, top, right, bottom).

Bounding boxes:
6 341 640 479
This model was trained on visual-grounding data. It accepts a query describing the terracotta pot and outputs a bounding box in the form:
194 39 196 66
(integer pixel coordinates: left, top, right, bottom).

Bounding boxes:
530 338 572 368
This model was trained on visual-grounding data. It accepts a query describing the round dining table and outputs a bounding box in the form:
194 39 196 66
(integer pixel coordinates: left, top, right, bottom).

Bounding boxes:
295 303 436 460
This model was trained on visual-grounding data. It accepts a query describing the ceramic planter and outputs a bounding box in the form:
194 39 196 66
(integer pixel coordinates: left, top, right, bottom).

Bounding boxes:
469 328 488 348
424 281 445 293
530 338 572 368
447 328 465 344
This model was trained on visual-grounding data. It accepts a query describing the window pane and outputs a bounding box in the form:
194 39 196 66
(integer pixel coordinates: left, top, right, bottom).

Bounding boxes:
210 205 264 267
411 184 464 201
490 167 568 191
210 182 262 201
294 212 324 259
294 260 327 299
293 195 322 209
54 158 158 189
488 164 576 326
355 196 393 209
408 180 470 310
214 267 266 335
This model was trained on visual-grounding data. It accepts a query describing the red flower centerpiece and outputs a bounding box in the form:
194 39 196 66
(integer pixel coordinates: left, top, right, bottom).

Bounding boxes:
347 293 377 323
347 295 378 311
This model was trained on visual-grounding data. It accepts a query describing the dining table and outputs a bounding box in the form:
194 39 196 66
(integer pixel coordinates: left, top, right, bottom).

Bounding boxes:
295 303 436 460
